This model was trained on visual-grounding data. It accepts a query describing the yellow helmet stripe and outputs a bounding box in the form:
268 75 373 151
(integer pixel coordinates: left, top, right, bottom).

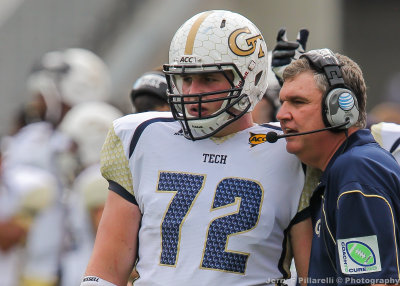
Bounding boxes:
185 11 213 55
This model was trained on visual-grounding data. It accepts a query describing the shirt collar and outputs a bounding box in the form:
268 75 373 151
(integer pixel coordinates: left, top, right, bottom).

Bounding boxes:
320 129 376 184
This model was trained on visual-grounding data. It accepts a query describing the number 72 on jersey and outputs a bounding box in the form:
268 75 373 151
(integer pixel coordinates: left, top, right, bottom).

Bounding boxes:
156 171 263 274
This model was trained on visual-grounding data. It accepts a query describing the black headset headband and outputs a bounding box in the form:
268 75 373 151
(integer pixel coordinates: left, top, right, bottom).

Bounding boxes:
300 48 345 87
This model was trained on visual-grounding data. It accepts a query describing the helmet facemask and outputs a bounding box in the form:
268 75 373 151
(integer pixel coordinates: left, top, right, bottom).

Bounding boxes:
164 63 251 140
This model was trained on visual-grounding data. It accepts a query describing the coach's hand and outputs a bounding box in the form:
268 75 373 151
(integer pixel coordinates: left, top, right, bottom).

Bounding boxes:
271 28 309 86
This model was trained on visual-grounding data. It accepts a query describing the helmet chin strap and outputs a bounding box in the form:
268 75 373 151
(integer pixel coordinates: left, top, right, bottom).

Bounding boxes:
232 93 251 113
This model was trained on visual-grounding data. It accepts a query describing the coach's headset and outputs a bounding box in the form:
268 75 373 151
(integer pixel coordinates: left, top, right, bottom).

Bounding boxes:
300 48 359 131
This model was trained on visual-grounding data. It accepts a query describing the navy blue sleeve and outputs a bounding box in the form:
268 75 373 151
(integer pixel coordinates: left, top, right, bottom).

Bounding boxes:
335 186 400 282
108 180 138 205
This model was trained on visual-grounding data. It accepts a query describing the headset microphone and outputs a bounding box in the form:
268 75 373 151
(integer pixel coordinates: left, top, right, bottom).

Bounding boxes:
266 119 349 143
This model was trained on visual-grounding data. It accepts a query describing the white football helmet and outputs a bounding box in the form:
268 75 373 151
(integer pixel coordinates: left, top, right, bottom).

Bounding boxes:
164 10 268 140
27 48 112 123
59 101 123 167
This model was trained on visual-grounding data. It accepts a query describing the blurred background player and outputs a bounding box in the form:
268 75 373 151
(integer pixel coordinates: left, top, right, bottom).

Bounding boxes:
25 48 112 126
130 70 170 113
1 47 114 285
5 48 113 184
252 28 309 125
58 101 123 286
0 143 58 286
252 52 281 124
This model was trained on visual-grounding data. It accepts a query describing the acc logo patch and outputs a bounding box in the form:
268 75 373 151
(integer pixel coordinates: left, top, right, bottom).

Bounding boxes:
249 132 267 147
337 235 381 274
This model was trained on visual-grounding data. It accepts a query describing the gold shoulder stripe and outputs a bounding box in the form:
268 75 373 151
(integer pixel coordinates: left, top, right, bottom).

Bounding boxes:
100 127 134 196
185 11 213 55
322 196 336 245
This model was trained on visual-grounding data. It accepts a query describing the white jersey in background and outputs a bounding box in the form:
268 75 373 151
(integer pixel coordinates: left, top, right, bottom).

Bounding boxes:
371 122 400 163
100 112 306 286
0 165 57 286
1 121 75 286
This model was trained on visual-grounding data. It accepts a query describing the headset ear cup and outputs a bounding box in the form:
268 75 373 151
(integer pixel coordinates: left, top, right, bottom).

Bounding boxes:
324 87 359 130
302 49 360 130
321 89 332 128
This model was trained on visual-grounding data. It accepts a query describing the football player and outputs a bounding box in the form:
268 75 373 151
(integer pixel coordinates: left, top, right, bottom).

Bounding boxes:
26 48 112 126
81 10 312 286
3 48 113 286
130 70 170 113
0 147 58 286
58 101 123 286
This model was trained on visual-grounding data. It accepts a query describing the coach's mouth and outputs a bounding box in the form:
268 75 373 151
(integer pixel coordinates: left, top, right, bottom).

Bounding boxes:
282 126 298 135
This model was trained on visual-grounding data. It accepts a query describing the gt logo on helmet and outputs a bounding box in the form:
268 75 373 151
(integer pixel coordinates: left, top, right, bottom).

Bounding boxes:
229 27 265 58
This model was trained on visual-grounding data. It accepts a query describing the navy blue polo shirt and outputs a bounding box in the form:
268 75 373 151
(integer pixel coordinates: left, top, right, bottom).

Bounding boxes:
308 129 400 285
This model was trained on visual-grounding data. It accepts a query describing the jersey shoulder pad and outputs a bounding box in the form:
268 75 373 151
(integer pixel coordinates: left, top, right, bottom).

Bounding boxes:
371 122 400 150
114 111 173 132
111 111 173 152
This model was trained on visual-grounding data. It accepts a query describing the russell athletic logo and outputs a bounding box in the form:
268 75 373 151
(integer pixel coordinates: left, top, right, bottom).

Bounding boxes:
338 235 381 274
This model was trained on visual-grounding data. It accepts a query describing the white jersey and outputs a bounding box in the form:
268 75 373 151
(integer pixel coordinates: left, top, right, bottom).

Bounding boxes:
371 122 400 163
100 112 305 286
2 121 72 172
1 121 74 285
